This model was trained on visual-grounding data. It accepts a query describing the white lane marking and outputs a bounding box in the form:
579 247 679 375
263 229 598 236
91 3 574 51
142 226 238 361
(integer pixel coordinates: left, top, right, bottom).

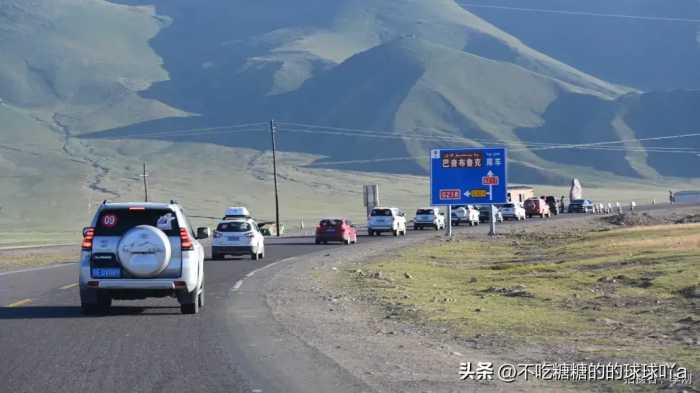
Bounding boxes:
230 257 296 292
6 298 32 307
0 243 74 251
59 283 78 290
0 262 77 277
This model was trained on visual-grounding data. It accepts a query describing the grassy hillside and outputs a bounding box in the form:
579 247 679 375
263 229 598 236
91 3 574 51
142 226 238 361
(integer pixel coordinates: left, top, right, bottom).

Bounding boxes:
462 0 700 91
0 0 698 239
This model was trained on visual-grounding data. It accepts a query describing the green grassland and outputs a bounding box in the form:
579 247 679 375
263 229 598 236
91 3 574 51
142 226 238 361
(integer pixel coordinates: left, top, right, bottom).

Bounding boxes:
348 223 700 382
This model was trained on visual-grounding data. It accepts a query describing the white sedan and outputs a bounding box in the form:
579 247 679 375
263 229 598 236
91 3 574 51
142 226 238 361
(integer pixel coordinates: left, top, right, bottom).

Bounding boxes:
211 219 265 260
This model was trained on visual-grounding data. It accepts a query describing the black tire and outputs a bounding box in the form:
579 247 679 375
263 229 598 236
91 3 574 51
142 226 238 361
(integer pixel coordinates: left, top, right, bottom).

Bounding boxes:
315 239 321 245
368 231 374 237
181 301 199 314
414 225 418 231
344 238 351 245
81 303 99 315
181 286 200 314
434 224 439 231
251 251 259 260
212 253 223 260
393 229 399 237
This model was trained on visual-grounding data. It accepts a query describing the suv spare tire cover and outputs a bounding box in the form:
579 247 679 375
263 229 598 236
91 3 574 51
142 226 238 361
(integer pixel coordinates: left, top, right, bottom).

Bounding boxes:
117 225 172 277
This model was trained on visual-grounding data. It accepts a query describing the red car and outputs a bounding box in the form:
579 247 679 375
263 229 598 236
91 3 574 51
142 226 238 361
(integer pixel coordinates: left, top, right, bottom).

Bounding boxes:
315 218 358 245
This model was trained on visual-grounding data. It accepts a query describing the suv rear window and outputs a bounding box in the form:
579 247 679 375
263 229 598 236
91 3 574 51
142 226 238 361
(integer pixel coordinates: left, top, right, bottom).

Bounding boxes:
371 209 393 217
95 208 181 236
320 219 343 227
416 209 434 215
217 222 252 232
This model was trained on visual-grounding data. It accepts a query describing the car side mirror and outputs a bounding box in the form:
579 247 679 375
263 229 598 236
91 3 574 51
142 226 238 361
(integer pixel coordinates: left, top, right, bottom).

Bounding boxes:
196 227 211 239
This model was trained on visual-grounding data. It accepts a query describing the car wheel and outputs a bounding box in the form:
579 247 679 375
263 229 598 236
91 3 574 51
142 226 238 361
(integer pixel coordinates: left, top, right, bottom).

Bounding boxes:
315 239 321 245
344 238 351 245
259 247 265 260
251 251 260 260
393 229 399 237
80 303 99 315
368 231 373 237
212 253 222 260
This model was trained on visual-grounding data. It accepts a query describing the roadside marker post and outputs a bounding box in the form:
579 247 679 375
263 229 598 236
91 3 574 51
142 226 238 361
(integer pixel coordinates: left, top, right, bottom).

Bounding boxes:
430 148 507 237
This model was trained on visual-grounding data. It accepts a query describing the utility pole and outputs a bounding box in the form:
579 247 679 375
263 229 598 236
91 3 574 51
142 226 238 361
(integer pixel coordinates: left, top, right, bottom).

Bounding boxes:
141 161 149 202
270 120 281 237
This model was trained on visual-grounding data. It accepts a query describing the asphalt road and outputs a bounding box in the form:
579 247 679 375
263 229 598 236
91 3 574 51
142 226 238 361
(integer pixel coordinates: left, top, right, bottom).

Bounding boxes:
0 205 679 393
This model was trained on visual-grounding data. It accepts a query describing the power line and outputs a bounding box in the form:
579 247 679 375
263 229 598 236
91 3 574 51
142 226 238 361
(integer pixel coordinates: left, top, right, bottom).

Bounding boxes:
456 2 700 24
117 122 267 139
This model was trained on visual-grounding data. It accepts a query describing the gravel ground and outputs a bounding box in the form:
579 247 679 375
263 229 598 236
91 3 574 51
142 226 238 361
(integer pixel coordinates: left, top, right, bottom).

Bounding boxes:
265 207 700 393
0 245 77 272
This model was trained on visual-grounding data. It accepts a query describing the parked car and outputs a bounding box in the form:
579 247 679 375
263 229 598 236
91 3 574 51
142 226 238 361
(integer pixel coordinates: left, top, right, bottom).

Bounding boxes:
451 205 480 226
79 201 208 315
212 218 266 260
414 207 446 230
368 207 407 236
315 218 358 245
500 202 526 221
258 221 285 236
478 205 504 223
568 199 594 213
544 196 561 215
524 197 551 218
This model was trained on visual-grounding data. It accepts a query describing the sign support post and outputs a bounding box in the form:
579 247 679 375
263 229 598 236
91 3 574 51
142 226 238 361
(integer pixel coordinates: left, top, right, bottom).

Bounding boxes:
446 205 452 237
489 204 496 236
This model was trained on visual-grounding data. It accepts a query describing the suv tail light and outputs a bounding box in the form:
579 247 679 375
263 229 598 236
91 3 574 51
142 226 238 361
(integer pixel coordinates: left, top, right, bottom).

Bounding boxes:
180 228 194 251
213 230 222 239
82 227 95 251
244 232 255 238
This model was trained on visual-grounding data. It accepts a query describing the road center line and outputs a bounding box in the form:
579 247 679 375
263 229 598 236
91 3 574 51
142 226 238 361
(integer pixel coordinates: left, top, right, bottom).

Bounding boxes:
6 298 32 308
230 257 295 292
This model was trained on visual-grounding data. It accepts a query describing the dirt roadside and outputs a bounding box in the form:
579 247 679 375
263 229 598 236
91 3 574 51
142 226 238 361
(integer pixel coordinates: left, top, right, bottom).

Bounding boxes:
0 245 77 272
265 208 699 393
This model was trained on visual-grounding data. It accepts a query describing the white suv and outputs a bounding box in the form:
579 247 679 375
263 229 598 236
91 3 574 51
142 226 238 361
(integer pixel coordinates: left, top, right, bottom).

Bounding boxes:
500 202 527 221
414 207 446 230
451 205 480 226
79 202 208 315
211 218 265 260
368 207 407 237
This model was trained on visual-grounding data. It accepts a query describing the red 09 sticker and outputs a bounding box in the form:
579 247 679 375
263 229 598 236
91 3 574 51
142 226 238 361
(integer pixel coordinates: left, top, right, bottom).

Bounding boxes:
101 214 118 228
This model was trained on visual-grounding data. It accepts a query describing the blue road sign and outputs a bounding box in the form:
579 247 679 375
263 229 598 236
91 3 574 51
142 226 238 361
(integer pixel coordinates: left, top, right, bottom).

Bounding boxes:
430 148 507 205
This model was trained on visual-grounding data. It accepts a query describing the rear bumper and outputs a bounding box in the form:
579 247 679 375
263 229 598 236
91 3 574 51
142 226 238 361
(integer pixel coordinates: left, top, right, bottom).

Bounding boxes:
368 226 395 232
212 245 254 255
315 234 346 241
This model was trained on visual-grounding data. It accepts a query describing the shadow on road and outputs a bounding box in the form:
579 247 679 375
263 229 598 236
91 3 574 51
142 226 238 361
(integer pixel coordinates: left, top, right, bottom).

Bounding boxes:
0 306 181 319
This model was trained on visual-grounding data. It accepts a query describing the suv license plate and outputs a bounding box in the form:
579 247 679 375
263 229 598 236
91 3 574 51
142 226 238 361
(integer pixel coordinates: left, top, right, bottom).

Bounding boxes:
92 268 121 278
227 236 240 241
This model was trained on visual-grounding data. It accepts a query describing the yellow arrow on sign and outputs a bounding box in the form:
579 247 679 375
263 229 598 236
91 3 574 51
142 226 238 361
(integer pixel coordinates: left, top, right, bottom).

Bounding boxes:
469 189 490 198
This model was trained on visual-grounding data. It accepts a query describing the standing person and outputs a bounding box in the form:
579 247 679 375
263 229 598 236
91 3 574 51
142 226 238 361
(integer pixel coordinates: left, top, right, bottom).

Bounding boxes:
560 195 566 213
669 190 674 204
